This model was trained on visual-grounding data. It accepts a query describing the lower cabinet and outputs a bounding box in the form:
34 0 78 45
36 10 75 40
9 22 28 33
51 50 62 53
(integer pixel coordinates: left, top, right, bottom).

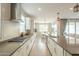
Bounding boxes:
47 38 71 56
12 47 22 56
64 50 71 56
12 34 36 56
55 44 63 56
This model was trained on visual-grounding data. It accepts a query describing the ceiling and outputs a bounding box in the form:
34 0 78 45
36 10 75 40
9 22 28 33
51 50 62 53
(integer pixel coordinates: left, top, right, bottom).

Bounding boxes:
21 3 79 23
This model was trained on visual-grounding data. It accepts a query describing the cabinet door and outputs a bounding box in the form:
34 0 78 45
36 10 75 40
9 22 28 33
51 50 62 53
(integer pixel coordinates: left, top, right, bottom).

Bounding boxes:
12 44 26 56
19 45 27 56
12 34 36 56
12 51 19 56
12 48 21 56
1 3 11 20
26 39 33 55
26 37 35 55
64 50 71 56
47 39 52 55
56 44 63 56
25 40 32 55
47 39 63 56
0 19 1 40
0 4 2 40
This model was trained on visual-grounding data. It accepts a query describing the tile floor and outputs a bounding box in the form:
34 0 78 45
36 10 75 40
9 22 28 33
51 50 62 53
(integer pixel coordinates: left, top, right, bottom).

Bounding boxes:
29 33 51 56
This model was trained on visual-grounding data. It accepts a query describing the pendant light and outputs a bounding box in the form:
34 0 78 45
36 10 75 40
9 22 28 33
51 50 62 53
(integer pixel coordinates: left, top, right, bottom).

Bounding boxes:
73 3 79 12
57 12 60 21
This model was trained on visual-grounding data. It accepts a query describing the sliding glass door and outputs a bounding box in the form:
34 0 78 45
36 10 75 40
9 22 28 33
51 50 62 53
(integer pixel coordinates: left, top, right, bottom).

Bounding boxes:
64 19 79 45
76 22 79 44
64 22 69 43
68 22 75 44
52 24 57 36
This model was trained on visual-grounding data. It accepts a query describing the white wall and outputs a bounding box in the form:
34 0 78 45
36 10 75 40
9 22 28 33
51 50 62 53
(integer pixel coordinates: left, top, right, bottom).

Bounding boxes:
2 20 20 40
1 3 20 41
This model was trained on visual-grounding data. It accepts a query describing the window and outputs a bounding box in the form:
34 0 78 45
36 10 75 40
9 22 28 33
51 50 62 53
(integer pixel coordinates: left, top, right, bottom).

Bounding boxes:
25 17 31 30
76 22 79 44
39 24 48 33
52 23 57 36
68 22 75 44
64 20 79 44
76 22 79 34
20 15 25 32
64 22 69 43
69 22 75 34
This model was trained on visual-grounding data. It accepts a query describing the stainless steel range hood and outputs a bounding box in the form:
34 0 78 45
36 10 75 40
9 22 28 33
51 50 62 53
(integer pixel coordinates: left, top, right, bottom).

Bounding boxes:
11 3 22 22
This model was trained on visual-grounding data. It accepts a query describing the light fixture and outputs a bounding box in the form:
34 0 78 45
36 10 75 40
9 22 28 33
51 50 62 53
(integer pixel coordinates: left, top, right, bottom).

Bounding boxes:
38 8 42 11
73 3 79 12
57 12 60 21
69 8 73 11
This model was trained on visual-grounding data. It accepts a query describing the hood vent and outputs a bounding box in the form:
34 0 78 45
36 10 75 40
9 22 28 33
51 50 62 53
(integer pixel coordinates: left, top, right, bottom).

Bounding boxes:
11 3 22 22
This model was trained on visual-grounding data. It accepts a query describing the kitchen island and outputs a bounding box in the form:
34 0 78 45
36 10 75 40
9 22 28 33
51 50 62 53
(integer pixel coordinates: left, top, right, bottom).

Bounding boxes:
0 34 35 56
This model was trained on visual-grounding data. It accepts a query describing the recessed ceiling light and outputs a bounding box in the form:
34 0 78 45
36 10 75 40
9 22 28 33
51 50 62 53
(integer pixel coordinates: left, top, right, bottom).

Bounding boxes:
38 8 42 11
69 8 73 10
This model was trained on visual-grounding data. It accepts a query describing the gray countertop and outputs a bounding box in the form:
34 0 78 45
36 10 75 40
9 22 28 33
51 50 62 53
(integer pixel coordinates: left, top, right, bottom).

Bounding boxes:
0 36 30 56
0 42 21 56
43 33 79 55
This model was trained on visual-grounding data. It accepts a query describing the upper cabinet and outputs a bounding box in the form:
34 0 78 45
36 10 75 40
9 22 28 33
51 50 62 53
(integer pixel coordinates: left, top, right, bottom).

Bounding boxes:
0 4 1 40
1 3 21 21
0 3 1 22
0 3 21 41
1 3 11 20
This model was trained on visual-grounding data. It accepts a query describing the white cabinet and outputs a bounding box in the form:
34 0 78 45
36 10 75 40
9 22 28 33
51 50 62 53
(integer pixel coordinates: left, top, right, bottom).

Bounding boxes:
55 44 63 56
0 3 1 21
47 38 54 55
0 3 21 41
1 3 11 20
64 50 71 56
12 41 28 56
12 44 27 56
1 3 21 21
47 38 71 56
47 38 63 56
0 3 11 41
12 47 22 56
12 34 36 56
0 3 1 40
